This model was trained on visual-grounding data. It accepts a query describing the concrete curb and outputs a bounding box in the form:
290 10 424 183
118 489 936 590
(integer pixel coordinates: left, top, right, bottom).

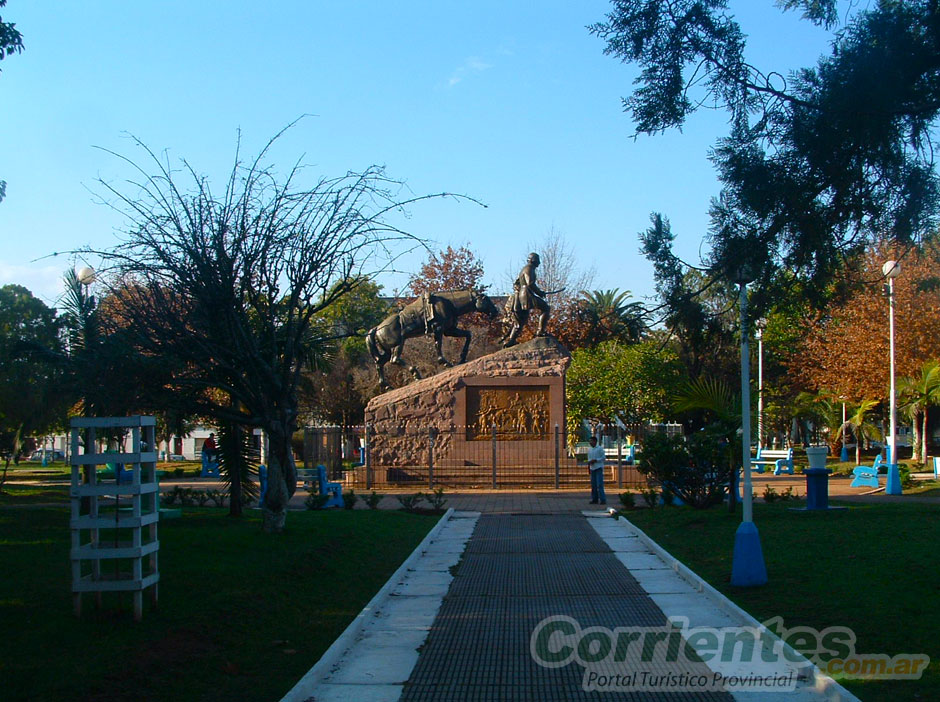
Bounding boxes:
281 507 456 702
596 513 860 702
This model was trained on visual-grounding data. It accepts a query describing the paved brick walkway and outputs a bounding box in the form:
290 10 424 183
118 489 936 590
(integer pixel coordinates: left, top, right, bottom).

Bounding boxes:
399 514 732 701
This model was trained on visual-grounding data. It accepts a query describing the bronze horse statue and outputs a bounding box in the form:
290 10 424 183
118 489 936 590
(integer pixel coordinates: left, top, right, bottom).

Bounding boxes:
366 289 499 389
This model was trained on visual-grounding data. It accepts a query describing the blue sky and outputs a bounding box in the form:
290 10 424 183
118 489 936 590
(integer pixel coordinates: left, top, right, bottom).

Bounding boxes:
0 1 834 308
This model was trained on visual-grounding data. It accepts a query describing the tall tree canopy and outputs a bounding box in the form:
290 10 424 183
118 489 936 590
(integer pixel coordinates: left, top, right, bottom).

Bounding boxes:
0 285 64 462
0 0 24 203
641 214 739 383
87 130 453 532
566 340 683 437
592 0 940 298
0 0 21 64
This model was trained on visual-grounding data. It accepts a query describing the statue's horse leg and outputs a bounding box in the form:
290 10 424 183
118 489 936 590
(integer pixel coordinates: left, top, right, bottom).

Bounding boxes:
367 328 393 390
433 330 454 367
438 326 472 363
390 341 421 380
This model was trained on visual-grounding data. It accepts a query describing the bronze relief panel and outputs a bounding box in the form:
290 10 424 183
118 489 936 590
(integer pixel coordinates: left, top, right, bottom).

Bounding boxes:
466 386 550 440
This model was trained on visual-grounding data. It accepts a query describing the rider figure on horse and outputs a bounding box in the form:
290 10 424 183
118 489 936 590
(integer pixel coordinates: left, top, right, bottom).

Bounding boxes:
503 252 550 346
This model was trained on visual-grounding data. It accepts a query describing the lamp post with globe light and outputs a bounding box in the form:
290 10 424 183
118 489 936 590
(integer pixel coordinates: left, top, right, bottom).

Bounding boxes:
730 268 768 587
71 265 97 495
76 266 96 288
756 318 766 451
883 260 902 495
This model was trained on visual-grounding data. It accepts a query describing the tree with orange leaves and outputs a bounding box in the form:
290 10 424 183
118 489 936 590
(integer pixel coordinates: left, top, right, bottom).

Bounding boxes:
408 245 485 296
788 245 940 406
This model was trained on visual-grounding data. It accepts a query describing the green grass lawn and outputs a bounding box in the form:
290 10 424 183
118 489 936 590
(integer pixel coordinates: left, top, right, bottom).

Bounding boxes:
625 501 939 702
907 480 940 497
0 506 439 702
1 460 205 482
0 483 70 504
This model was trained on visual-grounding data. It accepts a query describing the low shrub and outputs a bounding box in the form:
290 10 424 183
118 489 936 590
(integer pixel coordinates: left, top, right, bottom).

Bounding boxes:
161 485 188 506
397 492 424 513
304 493 329 510
342 489 359 510
637 428 732 509
425 487 447 511
640 488 659 509
900 465 916 489
363 491 384 510
618 491 635 509
779 486 800 501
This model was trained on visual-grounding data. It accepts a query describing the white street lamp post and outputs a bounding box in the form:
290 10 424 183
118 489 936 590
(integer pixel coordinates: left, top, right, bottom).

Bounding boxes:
74 265 96 424
731 276 767 586
756 319 766 451
883 260 902 495
840 401 849 462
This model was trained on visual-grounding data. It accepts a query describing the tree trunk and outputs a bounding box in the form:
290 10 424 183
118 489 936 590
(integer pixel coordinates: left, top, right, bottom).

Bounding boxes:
0 457 9 494
227 423 243 518
912 411 922 463
923 408 929 465
261 425 297 533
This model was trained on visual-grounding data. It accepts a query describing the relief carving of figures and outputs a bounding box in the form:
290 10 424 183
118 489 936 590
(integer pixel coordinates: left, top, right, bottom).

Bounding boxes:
468 387 550 440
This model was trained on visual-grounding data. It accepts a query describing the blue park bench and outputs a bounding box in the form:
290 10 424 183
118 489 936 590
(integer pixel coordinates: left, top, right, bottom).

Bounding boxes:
850 454 883 488
751 448 794 475
316 465 343 508
604 444 636 464
295 464 343 508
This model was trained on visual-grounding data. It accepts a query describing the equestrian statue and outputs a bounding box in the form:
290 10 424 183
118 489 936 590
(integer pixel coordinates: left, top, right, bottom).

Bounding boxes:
366 288 499 390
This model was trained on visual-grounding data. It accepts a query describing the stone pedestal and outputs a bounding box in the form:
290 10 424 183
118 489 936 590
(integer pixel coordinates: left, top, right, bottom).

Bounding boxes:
364 337 570 482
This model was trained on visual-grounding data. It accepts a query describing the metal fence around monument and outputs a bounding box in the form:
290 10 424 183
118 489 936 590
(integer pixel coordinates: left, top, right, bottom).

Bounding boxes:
341 425 647 491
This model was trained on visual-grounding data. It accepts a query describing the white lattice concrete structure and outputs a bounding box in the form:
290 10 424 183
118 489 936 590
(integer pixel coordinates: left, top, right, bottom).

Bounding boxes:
70 416 160 621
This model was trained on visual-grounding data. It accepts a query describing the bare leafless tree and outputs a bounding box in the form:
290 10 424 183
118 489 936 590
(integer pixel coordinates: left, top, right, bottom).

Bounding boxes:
84 126 469 532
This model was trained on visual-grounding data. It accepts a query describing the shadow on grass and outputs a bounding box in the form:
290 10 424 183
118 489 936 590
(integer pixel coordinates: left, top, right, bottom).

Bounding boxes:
0 507 439 702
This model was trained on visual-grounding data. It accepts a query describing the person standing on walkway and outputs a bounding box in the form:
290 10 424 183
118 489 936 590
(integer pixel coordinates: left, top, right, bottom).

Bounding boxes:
587 436 606 504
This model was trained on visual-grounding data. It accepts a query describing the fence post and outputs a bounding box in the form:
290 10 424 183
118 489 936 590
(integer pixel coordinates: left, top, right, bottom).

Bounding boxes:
491 422 497 490
617 425 623 489
428 427 435 490
554 424 560 489
364 424 372 491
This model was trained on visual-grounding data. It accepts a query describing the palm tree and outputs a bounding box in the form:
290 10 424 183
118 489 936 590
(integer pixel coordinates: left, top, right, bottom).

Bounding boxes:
899 360 940 463
578 289 647 345
838 399 881 465
672 377 742 511
791 389 843 449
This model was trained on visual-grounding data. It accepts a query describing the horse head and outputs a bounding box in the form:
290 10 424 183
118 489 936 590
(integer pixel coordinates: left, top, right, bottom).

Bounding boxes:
472 290 499 318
